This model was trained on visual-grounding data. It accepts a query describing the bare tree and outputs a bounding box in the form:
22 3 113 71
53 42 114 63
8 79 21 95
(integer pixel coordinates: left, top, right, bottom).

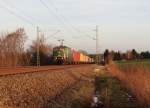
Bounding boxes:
0 28 27 67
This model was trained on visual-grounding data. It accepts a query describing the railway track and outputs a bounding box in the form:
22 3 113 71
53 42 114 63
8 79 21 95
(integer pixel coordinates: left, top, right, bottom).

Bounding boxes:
0 64 93 76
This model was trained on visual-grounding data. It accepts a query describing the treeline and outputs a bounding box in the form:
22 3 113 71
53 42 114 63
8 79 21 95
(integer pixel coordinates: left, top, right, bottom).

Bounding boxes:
0 28 53 67
104 49 150 62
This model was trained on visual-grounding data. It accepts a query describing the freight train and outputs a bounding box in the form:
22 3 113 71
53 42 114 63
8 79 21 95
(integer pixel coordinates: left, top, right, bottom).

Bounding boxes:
53 46 94 64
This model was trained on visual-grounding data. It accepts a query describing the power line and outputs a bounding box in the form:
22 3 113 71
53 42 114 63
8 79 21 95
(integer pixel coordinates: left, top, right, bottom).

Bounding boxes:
1 0 41 25
0 3 35 26
39 0 69 28
45 30 60 40
2 0 69 29
45 0 94 39
39 0 81 39
0 0 94 40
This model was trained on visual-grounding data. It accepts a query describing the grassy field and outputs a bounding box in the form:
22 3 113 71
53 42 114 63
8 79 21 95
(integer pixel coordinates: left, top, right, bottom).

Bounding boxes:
108 60 150 107
115 59 150 71
115 59 150 66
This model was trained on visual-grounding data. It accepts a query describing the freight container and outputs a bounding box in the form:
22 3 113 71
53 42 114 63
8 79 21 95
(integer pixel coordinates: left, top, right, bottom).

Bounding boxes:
87 56 91 63
63 46 73 63
84 55 88 63
85 55 87 63
87 56 89 63
83 54 86 62
80 53 84 62
91 58 94 63
72 50 80 62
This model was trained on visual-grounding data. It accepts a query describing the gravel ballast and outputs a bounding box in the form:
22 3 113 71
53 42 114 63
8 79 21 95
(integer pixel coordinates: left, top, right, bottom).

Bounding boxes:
0 65 99 108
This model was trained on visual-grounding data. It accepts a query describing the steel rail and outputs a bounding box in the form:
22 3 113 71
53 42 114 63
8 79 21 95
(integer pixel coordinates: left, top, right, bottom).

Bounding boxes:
0 64 92 76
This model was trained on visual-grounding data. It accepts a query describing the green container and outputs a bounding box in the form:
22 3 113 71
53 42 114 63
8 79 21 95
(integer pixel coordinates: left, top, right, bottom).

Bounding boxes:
64 46 73 63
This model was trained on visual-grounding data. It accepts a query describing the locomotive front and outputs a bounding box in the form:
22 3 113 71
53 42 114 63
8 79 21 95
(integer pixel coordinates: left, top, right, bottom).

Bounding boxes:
53 46 65 64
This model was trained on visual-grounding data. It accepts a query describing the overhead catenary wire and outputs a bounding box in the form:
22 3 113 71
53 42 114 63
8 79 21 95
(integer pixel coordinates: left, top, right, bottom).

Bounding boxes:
1 0 42 25
0 3 35 27
0 0 63 43
45 0 95 39
45 30 61 40
0 0 73 36
0 0 95 40
0 0 54 36
39 0 83 39
0 0 96 51
3 0 94 40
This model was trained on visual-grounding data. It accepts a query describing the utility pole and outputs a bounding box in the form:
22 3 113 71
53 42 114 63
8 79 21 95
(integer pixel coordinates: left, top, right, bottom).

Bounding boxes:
37 26 40 67
58 39 64 46
95 25 99 64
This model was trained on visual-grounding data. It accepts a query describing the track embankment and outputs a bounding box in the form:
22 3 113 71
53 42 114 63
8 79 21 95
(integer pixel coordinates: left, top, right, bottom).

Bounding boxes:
0 65 100 108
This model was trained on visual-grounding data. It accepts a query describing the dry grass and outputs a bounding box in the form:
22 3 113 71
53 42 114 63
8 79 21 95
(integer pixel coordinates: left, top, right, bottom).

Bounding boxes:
49 80 94 108
107 63 150 107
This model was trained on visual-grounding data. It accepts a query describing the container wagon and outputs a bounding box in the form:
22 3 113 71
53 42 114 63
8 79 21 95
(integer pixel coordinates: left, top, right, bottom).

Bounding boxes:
53 45 94 64
72 50 80 64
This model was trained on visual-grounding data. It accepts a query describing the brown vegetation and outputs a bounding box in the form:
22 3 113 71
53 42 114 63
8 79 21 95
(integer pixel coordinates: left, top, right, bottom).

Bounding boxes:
108 63 150 107
0 28 27 67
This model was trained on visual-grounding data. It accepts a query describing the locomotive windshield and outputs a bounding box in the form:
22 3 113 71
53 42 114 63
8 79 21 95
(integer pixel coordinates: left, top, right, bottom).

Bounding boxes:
53 48 64 57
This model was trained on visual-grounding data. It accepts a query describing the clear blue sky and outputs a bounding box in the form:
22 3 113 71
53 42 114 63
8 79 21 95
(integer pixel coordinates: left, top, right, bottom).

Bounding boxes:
0 0 150 53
